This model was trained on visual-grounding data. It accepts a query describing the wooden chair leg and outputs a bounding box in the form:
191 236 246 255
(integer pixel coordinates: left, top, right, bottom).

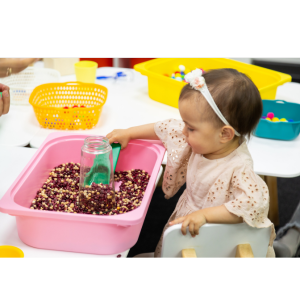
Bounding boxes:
182 248 197 258
235 244 254 257
259 175 280 226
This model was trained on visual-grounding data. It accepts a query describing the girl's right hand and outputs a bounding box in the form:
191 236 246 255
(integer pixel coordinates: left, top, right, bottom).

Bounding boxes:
106 129 131 149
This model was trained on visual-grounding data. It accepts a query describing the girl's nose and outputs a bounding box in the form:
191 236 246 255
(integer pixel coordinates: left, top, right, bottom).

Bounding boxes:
182 125 188 137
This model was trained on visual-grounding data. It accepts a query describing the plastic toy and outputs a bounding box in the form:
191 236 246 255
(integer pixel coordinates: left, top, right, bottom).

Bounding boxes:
63 105 86 109
179 65 185 72
164 65 205 82
280 118 288 122
262 112 293 122
0 245 24 258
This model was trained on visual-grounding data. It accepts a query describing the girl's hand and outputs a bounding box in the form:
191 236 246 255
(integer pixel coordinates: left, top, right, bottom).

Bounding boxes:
106 129 131 149
0 83 10 117
107 123 158 149
169 206 243 238
169 210 207 237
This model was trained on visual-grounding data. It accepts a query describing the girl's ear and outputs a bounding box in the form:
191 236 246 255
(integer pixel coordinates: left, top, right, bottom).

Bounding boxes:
220 126 235 143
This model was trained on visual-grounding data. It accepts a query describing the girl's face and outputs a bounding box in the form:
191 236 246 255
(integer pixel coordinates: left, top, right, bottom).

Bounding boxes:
179 99 222 155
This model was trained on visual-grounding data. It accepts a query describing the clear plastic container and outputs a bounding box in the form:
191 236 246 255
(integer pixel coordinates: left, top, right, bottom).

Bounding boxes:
79 136 116 212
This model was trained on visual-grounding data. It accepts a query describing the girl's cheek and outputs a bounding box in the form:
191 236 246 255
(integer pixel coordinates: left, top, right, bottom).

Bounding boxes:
191 137 203 152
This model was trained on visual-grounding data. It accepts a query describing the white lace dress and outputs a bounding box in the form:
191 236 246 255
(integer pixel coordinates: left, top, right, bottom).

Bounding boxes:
153 119 276 257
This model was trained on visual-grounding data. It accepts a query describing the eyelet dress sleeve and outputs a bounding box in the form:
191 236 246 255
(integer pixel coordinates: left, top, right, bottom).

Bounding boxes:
224 166 276 247
154 119 192 199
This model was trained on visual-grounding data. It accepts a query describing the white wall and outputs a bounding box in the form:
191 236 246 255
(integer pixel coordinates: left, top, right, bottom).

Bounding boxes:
229 58 252 64
114 58 300 68
231 58 300 65
253 58 300 64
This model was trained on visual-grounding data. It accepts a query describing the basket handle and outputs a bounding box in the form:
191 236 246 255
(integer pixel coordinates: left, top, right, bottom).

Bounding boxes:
65 82 82 86
274 100 287 104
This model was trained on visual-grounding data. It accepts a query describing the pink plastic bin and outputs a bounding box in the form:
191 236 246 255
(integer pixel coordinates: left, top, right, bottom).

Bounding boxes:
0 133 165 255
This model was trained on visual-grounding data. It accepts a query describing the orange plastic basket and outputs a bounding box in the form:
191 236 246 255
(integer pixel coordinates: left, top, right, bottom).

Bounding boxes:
29 82 108 130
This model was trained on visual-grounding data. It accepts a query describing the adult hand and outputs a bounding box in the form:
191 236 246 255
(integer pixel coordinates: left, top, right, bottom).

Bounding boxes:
0 83 10 116
0 58 40 78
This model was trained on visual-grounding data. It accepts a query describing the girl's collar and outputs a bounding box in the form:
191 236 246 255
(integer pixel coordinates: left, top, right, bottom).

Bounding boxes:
200 141 247 162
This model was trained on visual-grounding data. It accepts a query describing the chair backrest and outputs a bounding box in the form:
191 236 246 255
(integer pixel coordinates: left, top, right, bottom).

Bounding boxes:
161 223 271 257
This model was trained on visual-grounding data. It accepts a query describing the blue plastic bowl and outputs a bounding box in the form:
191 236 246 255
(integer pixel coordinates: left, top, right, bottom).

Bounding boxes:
254 100 300 141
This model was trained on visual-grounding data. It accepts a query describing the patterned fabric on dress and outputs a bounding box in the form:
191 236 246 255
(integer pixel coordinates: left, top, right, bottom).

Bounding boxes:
153 118 276 258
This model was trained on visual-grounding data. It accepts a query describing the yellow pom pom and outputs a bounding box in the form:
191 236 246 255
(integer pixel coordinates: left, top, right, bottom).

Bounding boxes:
280 118 287 122
266 117 271 121
272 117 279 122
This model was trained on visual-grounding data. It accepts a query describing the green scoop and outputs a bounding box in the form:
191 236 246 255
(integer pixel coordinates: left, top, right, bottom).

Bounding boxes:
84 143 121 186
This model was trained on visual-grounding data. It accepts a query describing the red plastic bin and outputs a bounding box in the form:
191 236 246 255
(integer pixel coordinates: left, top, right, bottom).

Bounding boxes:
130 58 155 69
80 58 113 67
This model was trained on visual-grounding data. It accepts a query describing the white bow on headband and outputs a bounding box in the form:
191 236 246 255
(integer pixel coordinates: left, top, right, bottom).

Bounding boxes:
184 69 241 137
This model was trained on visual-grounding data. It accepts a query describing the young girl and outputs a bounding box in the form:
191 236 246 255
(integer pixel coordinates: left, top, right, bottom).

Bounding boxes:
106 68 276 257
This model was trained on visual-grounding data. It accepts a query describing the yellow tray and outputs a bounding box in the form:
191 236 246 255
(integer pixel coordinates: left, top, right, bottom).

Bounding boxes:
134 58 292 109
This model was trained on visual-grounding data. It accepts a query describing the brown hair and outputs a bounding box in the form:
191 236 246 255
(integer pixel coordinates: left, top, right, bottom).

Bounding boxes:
179 68 262 140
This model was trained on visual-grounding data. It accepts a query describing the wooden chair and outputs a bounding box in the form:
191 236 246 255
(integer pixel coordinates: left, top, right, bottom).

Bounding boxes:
161 223 271 258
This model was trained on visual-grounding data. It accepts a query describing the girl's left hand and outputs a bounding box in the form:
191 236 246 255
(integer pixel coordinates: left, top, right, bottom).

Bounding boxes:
169 210 207 237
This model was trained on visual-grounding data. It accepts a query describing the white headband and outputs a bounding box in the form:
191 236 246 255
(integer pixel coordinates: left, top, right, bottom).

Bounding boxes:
184 69 240 137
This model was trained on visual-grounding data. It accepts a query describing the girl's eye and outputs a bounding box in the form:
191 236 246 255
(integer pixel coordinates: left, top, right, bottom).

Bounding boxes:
187 127 194 132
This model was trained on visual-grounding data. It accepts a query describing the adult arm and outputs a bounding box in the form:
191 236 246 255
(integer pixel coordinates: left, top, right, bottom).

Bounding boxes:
0 83 10 116
0 58 39 78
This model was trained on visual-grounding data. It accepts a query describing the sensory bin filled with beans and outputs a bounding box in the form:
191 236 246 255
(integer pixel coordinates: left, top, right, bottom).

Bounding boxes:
30 162 150 215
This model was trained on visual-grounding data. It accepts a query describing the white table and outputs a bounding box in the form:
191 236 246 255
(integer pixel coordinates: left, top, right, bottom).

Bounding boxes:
0 105 40 147
248 134 300 178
